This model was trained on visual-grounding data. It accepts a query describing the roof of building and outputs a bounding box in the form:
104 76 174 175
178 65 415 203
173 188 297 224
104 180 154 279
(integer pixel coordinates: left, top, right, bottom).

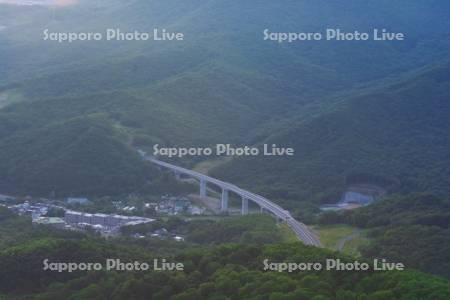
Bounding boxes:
33 217 65 225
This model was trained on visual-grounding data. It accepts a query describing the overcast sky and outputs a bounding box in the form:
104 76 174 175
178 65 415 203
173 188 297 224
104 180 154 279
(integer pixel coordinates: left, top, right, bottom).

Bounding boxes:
0 0 77 6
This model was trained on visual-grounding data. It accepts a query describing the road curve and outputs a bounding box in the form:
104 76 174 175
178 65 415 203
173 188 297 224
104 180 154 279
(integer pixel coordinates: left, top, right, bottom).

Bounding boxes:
141 153 322 247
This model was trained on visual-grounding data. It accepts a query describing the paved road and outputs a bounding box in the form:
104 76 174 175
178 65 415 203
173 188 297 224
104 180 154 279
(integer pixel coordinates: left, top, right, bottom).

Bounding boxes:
142 153 322 247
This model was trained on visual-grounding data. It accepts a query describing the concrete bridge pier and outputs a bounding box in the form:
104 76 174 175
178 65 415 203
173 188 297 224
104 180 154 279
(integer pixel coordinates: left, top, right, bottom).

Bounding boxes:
199 179 207 198
221 189 229 212
276 217 285 223
241 197 249 215
144 157 322 247
174 171 181 180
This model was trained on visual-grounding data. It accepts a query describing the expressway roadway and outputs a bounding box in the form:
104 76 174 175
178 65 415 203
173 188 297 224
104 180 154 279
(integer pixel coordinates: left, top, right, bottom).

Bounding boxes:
141 153 322 247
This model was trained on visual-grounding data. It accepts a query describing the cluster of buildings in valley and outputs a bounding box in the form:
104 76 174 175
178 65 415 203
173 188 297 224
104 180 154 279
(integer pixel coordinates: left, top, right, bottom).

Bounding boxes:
0 191 211 242
0 193 199 241
154 196 206 216
7 201 50 219
110 196 207 216
1 195 154 236
3 197 188 241
64 210 153 232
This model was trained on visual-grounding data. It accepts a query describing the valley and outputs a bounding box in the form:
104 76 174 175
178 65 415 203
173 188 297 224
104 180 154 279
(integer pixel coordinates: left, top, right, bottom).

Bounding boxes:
0 1 449 298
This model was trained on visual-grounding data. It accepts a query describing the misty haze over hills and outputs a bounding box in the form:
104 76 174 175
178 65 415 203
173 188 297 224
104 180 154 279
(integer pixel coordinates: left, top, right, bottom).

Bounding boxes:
0 0 76 6
0 1 450 299
0 0 449 206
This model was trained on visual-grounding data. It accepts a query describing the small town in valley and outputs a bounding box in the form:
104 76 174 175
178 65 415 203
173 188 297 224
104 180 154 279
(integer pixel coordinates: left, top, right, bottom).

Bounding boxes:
0 193 207 240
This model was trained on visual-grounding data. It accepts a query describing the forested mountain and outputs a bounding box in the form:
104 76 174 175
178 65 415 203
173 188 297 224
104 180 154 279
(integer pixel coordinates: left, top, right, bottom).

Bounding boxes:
343 193 450 278
2 0 450 85
1 0 450 197
0 115 155 196
3 240 449 299
0 1 450 298
0 206 448 299
212 62 450 209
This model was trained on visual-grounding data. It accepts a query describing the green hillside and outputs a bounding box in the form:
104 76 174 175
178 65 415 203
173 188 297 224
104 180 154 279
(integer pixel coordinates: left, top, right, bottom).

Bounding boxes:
344 193 450 278
0 1 449 298
2 0 450 86
211 63 450 209
0 222 448 299
0 0 449 202
0 195 447 300
0 115 155 196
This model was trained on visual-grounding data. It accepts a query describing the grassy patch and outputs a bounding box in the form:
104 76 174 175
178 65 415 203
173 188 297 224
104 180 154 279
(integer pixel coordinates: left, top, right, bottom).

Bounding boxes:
313 224 354 249
342 231 370 257
193 157 232 174
313 224 370 256
313 225 369 256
